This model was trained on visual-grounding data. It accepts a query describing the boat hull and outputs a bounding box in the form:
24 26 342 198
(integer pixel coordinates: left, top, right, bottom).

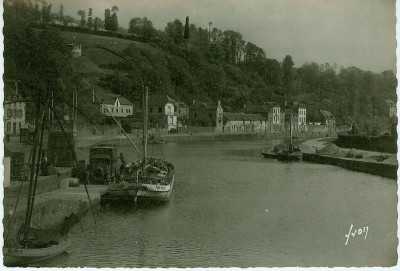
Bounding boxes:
262 152 302 162
3 238 71 267
136 175 174 202
103 175 174 203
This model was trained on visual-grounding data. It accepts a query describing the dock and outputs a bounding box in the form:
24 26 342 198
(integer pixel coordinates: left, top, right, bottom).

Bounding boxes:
302 153 397 179
4 179 107 246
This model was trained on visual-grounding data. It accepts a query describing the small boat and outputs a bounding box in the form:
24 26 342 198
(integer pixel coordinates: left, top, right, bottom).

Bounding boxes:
4 238 71 266
103 86 175 203
262 109 302 162
148 134 167 144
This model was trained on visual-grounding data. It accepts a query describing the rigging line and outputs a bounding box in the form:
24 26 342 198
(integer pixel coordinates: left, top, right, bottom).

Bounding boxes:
49 106 97 224
52 95 97 127
23 101 45 243
4 127 40 243
94 95 143 158
26 102 49 234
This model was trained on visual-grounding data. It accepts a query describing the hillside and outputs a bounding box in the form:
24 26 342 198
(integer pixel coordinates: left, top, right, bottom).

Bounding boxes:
4 1 396 132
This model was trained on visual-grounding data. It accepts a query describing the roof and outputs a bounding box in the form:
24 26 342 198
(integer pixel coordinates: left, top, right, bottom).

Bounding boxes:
173 101 189 108
292 101 306 108
190 100 219 110
319 110 335 120
224 112 267 121
4 85 22 101
385 99 396 107
99 94 133 106
243 102 280 113
149 94 175 106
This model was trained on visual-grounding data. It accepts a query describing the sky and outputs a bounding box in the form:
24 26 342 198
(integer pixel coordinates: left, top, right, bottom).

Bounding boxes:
49 0 396 73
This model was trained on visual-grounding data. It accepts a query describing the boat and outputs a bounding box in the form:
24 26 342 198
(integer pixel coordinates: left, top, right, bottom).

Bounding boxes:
3 101 74 266
262 109 302 162
102 86 175 203
148 134 167 144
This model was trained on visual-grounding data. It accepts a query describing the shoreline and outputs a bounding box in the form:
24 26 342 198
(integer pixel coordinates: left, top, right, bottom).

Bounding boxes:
300 138 397 180
75 131 333 149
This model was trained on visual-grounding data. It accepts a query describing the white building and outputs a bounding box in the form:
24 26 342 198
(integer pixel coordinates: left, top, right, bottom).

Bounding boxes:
385 99 397 118
67 43 82 57
100 95 134 117
223 112 267 133
4 85 26 136
148 94 178 131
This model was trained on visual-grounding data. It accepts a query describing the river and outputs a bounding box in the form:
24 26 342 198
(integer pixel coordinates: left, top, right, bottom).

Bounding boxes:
39 139 397 267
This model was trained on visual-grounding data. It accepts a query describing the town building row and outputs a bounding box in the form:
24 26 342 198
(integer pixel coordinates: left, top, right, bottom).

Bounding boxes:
4 85 397 136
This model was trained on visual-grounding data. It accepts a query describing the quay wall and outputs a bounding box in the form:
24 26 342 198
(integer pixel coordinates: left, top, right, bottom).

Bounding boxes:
82 131 336 147
335 134 397 154
4 168 73 199
302 153 397 179
3 185 104 247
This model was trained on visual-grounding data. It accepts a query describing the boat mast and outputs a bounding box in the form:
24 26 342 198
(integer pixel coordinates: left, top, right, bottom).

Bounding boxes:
142 86 148 169
289 110 293 148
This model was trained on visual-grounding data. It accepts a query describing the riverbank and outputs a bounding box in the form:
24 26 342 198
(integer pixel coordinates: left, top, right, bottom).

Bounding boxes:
76 131 334 149
301 138 397 179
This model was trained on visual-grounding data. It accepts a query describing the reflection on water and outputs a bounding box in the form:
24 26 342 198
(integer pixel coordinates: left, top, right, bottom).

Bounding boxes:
39 140 397 267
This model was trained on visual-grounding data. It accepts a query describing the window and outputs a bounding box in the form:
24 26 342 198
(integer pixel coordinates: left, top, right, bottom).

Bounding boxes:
158 107 162 113
111 108 114 113
7 122 11 132
150 108 153 113
7 109 11 118
209 113 212 119
116 108 118 113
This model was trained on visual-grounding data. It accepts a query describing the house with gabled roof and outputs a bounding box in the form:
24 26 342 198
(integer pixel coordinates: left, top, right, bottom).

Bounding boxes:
99 94 134 118
284 101 307 132
243 102 285 132
317 110 336 130
385 99 397 118
148 94 177 131
189 100 224 132
4 84 26 136
223 112 267 133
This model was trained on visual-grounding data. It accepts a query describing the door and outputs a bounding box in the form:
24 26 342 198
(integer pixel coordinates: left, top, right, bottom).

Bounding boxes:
12 123 16 135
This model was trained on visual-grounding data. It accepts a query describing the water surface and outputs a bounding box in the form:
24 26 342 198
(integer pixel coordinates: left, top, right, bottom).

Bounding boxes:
40 140 397 267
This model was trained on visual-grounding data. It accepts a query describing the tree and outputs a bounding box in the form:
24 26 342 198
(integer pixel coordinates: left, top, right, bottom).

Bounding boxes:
41 1 52 24
244 42 266 72
128 17 142 36
33 0 41 23
142 17 154 40
87 8 93 30
58 3 64 22
165 19 184 44
104 8 111 31
221 30 244 64
282 55 294 86
110 6 118 32
184 16 190 39
94 17 100 31
77 10 86 27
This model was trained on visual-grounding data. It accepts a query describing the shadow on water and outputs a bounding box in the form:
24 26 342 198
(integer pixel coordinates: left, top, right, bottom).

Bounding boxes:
100 199 170 213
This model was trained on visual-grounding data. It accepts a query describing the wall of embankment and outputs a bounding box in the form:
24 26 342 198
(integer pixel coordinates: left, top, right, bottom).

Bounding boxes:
3 167 103 247
302 153 397 179
85 131 335 146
